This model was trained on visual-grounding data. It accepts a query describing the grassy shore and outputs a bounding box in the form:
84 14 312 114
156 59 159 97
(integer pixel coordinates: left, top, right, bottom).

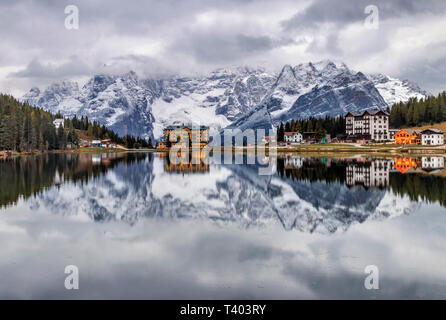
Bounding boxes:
223 143 446 157
3 143 446 159
0 147 156 158
51 147 128 154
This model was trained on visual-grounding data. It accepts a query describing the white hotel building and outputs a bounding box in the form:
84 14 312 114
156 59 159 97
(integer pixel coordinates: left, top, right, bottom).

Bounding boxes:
420 129 444 146
345 109 390 142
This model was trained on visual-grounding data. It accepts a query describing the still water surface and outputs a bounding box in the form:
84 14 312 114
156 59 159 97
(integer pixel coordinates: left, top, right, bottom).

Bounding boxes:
1 152 446 299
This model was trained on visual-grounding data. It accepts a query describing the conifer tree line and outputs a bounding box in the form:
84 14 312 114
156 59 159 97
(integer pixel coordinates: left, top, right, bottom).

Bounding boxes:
0 94 152 152
69 115 153 149
276 116 346 142
389 91 446 128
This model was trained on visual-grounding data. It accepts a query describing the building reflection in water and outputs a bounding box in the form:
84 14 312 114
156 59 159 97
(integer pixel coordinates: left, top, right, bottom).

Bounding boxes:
393 157 419 174
161 149 210 173
421 156 445 173
344 157 445 188
278 155 446 190
392 157 445 174
284 156 303 169
346 158 391 188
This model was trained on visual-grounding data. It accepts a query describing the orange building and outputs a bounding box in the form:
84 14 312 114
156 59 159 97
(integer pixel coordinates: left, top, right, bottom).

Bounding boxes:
163 125 210 149
157 141 167 150
394 129 420 145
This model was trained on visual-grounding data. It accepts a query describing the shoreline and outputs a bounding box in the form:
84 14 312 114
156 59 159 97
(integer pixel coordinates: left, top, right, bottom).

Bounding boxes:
0 147 157 158
204 144 446 157
2 143 446 159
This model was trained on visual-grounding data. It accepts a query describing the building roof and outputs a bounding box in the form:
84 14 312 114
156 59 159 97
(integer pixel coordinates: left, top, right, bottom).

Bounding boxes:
53 118 64 123
345 109 389 117
164 124 209 130
397 129 420 135
284 132 300 136
420 128 444 135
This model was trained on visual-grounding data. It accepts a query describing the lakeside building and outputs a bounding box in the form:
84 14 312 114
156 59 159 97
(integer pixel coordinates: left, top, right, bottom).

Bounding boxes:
394 129 421 145
346 158 391 188
161 125 210 149
420 129 444 145
345 109 390 142
284 132 303 144
91 140 102 148
388 128 400 141
302 132 317 144
101 139 117 148
53 118 64 129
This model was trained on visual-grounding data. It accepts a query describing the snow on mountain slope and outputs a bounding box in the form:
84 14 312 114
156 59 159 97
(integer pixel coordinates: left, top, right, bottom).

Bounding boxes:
228 60 387 130
23 67 275 140
150 67 274 139
23 72 156 140
22 81 82 114
22 61 429 138
151 92 231 139
367 73 430 106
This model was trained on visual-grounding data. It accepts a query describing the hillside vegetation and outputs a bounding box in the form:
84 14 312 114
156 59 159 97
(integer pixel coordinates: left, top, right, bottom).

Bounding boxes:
0 94 152 152
390 91 446 128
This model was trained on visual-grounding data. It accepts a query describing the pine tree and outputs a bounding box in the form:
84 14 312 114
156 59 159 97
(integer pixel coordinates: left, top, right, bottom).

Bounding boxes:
278 122 284 142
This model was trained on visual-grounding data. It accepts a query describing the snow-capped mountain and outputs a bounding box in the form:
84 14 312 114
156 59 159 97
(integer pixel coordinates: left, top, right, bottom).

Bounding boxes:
367 73 430 106
22 60 429 139
150 67 275 139
23 72 157 140
228 61 387 131
23 67 274 140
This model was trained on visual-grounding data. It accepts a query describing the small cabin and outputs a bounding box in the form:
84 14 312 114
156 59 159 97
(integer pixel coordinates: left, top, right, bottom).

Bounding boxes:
284 132 302 144
91 140 102 148
53 119 64 129
101 139 116 148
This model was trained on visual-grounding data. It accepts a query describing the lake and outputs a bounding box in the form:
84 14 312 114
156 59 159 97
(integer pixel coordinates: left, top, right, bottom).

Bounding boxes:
1 152 446 299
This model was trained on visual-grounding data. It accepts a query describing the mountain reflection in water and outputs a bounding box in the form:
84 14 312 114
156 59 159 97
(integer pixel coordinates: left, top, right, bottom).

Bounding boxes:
1 153 445 233
2 153 446 299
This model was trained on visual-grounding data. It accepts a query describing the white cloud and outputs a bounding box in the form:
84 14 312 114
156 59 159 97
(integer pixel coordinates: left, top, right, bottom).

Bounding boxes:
0 0 445 95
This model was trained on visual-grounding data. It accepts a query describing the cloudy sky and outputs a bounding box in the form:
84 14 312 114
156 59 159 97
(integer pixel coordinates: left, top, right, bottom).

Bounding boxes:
1 0 446 96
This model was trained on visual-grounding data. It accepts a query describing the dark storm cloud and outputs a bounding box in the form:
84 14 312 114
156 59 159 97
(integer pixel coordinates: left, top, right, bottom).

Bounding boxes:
0 0 291 86
282 0 446 30
10 57 92 79
0 0 445 94
173 32 295 63
397 41 446 93
277 0 446 93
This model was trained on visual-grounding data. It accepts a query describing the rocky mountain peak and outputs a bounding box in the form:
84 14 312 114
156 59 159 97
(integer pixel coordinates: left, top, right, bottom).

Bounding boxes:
22 60 429 140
